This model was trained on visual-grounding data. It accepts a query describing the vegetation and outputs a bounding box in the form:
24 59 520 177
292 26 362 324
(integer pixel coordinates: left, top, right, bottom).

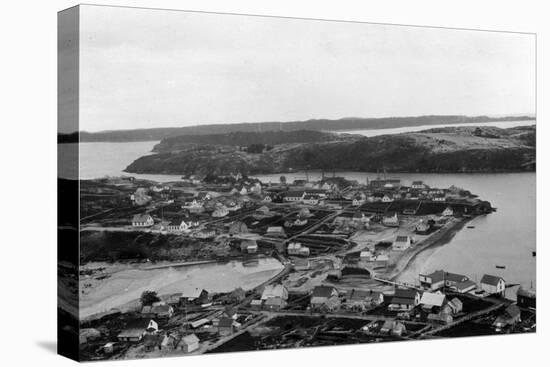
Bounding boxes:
140 291 160 306
124 125 536 175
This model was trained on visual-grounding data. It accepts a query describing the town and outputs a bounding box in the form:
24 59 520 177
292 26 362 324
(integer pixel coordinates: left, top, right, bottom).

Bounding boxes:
75 173 536 360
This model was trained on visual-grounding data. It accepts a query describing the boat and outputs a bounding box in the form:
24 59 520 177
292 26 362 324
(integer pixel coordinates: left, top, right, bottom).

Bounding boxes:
467 225 475 229
496 265 506 269
532 251 536 257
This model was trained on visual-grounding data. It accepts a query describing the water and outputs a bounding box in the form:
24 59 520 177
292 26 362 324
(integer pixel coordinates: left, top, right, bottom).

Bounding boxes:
335 119 535 137
254 171 536 292
63 140 184 182
69 120 536 295
80 257 284 318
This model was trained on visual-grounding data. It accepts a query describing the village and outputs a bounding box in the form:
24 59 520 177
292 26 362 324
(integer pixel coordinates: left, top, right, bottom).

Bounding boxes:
76 173 536 360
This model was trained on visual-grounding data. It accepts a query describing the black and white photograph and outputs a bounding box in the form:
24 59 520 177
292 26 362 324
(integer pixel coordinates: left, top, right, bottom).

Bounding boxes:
55 3 539 362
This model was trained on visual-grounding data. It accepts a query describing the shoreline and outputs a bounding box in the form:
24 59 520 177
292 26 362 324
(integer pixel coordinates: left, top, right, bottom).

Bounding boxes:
385 217 472 281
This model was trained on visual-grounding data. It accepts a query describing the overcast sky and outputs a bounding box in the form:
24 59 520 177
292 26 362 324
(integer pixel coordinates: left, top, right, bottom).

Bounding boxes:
75 5 535 133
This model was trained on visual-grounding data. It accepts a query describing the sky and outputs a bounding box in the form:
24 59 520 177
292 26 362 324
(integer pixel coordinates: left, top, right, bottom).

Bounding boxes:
69 4 535 133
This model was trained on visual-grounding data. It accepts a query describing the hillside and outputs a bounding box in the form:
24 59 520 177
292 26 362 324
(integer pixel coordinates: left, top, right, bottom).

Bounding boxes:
59 115 535 143
124 125 536 175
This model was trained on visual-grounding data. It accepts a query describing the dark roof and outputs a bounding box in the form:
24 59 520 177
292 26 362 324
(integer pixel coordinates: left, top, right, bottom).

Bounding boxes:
284 191 305 197
218 317 234 328
312 286 336 298
394 288 418 299
390 297 416 305
395 236 409 242
481 274 504 286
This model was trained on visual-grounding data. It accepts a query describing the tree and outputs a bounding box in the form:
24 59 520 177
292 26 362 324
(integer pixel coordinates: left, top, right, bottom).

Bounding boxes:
140 290 160 306
280 175 286 184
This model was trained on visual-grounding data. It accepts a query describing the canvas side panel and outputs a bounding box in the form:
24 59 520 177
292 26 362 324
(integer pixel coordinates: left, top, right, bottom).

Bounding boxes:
57 5 80 362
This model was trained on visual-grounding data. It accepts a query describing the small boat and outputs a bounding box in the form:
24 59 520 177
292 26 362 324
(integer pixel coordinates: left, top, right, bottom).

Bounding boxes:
532 251 536 257
467 225 475 229
496 265 506 269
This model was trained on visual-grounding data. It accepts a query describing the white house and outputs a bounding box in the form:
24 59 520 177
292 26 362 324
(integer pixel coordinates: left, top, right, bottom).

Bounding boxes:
352 193 367 206
166 220 191 233
382 212 399 227
411 181 426 189
302 194 320 205
392 235 412 251
419 292 446 312
480 274 506 296
178 334 200 353
382 194 394 202
442 206 454 217
132 214 154 227
283 191 306 202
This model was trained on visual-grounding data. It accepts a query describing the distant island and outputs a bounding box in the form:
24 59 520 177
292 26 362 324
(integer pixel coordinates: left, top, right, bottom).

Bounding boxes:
58 114 535 143
124 125 536 175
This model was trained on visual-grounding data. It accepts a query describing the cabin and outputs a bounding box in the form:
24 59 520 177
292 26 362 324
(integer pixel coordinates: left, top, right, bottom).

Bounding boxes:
132 214 154 227
310 286 340 312
516 287 536 309
388 288 421 311
382 212 399 227
392 235 412 251
117 319 158 342
493 304 521 329
178 334 200 353
180 288 210 305
480 274 506 296
442 206 454 217
419 292 446 312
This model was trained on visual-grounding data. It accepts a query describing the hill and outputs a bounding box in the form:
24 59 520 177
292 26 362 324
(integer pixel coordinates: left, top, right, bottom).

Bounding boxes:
124 125 536 175
59 115 535 143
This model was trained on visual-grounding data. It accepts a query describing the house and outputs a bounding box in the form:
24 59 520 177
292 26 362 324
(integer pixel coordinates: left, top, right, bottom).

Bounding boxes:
419 270 446 291
261 284 288 301
480 274 506 296
359 250 375 261
382 194 394 203
345 289 383 311
245 240 258 254
250 299 263 310
411 181 426 189
303 194 321 205
132 214 154 227
293 217 308 226
265 226 287 238
493 304 521 329
212 206 229 218
516 287 536 309
283 191 306 202
421 270 473 292
388 288 421 311
293 258 311 271
229 221 248 235
380 320 394 334
310 286 340 312
287 242 310 256
142 334 162 352
432 194 446 202
264 296 287 311
441 297 463 315
427 312 453 325
239 187 248 195
262 195 273 203
117 319 158 342
415 220 432 235
193 229 216 239
352 193 367 206
392 235 412 251
166 220 191 233
382 212 399 227
141 304 174 319
218 317 234 335
442 206 454 217
160 334 178 350
180 288 209 305
365 290 385 306
391 321 407 336
419 292 446 312
178 334 200 353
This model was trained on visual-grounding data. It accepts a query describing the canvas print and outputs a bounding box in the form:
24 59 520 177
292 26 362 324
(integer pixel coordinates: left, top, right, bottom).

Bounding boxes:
58 4 536 362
